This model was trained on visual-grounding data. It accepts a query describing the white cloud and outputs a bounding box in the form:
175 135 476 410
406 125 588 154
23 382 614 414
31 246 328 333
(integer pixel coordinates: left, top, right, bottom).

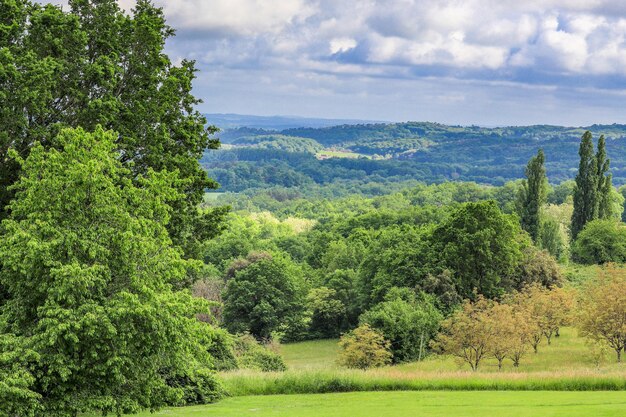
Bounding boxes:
160 0 316 36
329 38 357 55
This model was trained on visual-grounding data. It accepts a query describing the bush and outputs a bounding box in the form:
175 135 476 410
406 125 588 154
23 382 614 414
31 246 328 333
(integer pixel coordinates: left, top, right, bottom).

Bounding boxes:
359 289 442 363
337 324 392 370
233 334 287 372
572 220 626 264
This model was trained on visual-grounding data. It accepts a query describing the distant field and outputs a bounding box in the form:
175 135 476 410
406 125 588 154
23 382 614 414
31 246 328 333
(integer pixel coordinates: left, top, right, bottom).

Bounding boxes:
316 150 370 159
203 192 226 202
125 391 626 417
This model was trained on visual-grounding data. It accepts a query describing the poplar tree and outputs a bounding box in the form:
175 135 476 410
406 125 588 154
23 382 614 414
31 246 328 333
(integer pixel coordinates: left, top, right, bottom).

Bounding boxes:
596 135 614 219
517 149 547 242
571 131 599 239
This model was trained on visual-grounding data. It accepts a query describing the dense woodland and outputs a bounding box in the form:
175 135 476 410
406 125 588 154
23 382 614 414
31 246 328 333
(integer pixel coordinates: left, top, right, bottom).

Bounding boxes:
0 2 625 417
204 123 626 191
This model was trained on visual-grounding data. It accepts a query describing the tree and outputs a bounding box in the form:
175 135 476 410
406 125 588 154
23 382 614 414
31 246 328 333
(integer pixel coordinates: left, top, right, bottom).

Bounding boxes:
0 127 222 416
337 324 392 370
571 131 598 239
0 0 225 256
359 290 442 363
596 135 614 219
578 265 626 362
510 284 575 351
306 287 346 338
222 252 308 340
517 149 547 242
485 303 520 370
431 297 494 371
431 201 525 299
572 220 626 265
511 247 562 291
538 217 567 261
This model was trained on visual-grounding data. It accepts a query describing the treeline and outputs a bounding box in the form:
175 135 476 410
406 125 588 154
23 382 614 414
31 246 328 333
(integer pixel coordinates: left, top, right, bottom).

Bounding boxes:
208 122 626 187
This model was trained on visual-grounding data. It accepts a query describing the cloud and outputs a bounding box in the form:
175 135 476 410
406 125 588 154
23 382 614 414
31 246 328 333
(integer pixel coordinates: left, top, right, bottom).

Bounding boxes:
33 1 626 124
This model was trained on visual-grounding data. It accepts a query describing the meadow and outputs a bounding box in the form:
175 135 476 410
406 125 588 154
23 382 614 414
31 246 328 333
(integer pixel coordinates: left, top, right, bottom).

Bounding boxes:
220 327 625 396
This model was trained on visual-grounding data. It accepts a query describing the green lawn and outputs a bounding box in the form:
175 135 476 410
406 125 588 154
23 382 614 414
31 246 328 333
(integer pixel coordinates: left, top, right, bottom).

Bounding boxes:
124 391 626 417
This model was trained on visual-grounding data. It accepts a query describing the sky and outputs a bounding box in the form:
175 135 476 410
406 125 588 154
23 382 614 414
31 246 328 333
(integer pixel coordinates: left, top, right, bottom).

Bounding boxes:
40 1 626 126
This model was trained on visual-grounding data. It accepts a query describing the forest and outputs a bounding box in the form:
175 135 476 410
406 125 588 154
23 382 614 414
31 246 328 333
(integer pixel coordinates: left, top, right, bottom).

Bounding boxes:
0 1 624 417
204 122 626 191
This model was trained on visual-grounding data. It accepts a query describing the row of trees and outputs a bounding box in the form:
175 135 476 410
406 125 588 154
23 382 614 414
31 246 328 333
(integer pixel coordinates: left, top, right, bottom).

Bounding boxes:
337 268 624 370
516 132 626 264
432 285 575 370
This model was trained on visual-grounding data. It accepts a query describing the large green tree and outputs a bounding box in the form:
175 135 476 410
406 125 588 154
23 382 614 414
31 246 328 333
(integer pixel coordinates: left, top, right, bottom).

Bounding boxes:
431 201 525 299
517 149 547 242
0 0 226 256
222 252 308 340
571 131 599 239
0 128 222 416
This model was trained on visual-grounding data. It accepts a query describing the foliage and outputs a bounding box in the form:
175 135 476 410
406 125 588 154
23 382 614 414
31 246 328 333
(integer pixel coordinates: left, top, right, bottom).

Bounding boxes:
516 149 547 242
511 247 563 290
431 201 526 299
307 287 347 338
222 252 308 340
569 131 619 239
577 265 626 362
0 0 224 254
0 127 222 416
337 324 392 370
233 334 287 372
232 135 324 153
572 220 626 264
509 284 576 352
431 297 495 371
359 291 442 363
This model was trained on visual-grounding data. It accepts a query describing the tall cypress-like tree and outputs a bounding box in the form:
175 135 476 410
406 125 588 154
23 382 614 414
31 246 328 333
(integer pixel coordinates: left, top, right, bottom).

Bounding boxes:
517 149 547 242
596 135 614 219
571 131 599 239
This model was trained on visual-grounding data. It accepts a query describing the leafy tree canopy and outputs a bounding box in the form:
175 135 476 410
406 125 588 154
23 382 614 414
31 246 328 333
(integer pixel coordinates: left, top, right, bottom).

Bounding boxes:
0 0 225 256
0 127 222 416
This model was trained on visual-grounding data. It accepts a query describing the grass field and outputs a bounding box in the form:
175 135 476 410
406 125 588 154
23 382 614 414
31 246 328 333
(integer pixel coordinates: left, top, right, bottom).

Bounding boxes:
221 327 625 396
122 391 626 417
279 327 619 373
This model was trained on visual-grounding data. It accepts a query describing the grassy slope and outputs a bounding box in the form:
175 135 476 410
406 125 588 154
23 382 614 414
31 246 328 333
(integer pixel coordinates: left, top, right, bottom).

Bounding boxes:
221 328 626 395
126 391 626 417
279 328 618 372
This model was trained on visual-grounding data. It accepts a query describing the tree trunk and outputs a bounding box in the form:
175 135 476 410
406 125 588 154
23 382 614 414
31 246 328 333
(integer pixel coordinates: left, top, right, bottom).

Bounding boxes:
617 349 622 363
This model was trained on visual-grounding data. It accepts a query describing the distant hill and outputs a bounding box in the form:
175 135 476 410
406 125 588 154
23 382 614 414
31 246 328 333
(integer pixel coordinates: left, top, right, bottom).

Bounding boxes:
204 113 387 131
202 121 626 192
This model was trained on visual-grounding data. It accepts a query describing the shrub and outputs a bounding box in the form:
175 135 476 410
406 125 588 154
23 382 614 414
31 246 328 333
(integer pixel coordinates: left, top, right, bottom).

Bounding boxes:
337 324 392 370
360 290 442 363
572 220 626 264
233 334 287 372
